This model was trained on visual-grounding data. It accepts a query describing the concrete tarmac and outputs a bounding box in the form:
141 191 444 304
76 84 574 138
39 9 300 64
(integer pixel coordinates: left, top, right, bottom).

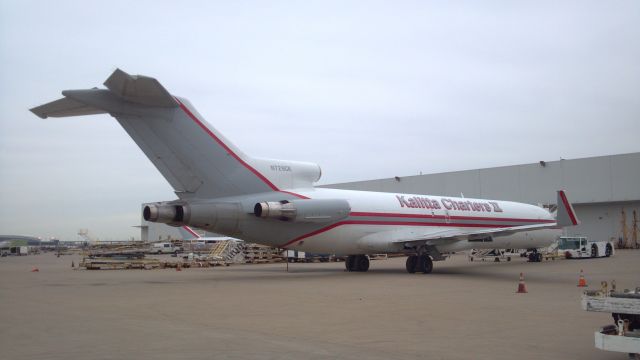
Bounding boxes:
1 251 638 360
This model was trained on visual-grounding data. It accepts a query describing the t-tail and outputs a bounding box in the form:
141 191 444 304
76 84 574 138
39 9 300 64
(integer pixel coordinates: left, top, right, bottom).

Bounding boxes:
30 69 321 200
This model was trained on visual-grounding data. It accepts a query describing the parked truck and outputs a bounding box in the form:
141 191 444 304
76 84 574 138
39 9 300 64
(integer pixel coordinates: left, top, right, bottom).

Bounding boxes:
150 242 179 254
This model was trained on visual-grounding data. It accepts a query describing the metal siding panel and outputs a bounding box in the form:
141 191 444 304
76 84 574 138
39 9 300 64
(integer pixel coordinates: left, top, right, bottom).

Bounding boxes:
517 162 562 205
399 174 447 195
611 153 640 202
443 170 482 198
478 166 521 202
566 202 640 244
325 153 639 204
560 157 613 203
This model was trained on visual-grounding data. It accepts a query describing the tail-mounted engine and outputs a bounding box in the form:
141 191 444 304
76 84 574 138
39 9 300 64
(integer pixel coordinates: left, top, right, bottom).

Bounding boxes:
254 199 350 223
143 201 241 234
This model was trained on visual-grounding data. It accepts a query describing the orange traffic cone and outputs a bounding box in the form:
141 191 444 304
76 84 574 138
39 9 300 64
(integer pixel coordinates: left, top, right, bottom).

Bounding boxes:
31 267 39 272
516 272 528 293
577 269 587 287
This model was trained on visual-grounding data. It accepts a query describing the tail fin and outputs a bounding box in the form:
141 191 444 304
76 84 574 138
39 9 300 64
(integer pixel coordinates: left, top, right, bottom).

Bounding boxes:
30 69 321 199
178 226 201 240
556 190 580 227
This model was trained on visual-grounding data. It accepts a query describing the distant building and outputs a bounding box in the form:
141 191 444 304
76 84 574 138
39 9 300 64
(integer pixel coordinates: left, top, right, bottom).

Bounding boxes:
0 235 43 247
0 235 60 255
323 152 640 246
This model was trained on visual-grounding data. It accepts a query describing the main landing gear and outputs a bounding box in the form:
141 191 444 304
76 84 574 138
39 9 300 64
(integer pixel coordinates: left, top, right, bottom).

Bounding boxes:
345 255 370 272
405 255 433 274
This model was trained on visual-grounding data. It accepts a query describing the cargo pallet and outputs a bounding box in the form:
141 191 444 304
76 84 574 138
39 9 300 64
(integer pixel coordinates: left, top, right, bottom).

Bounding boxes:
243 244 284 264
80 258 161 270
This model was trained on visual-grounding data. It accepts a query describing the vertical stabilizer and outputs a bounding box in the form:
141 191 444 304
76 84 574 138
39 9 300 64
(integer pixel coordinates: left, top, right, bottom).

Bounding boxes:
30 69 322 199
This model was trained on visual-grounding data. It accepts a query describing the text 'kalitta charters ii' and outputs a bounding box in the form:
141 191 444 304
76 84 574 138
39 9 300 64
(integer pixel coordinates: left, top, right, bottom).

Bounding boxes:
396 195 503 212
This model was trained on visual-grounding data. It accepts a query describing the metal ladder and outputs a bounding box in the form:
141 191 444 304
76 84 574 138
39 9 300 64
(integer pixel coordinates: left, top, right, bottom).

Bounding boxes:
208 241 230 260
224 242 245 262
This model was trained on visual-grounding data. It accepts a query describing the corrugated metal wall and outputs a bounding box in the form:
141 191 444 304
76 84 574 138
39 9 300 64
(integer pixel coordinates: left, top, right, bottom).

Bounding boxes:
324 153 640 205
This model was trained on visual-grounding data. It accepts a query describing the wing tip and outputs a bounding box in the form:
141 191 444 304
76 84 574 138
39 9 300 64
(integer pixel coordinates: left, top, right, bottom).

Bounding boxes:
557 190 580 226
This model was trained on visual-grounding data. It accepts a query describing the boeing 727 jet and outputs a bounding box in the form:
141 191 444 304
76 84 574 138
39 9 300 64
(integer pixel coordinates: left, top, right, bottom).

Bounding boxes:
31 69 579 273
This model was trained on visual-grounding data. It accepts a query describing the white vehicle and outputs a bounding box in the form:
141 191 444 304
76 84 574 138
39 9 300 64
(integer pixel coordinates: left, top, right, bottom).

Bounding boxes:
558 236 614 259
150 242 177 254
32 69 582 274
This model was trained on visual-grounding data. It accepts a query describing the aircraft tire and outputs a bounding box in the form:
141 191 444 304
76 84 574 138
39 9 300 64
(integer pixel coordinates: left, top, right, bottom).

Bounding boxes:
356 255 370 272
345 255 356 271
417 255 433 274
405 255 417 273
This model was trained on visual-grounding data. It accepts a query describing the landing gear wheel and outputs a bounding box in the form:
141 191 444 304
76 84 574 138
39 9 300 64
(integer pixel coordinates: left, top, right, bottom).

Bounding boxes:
405 255 417 273
346 255 369 272
528 252 542 262
417 255 433 274
345 255 356 271
356 255 370 272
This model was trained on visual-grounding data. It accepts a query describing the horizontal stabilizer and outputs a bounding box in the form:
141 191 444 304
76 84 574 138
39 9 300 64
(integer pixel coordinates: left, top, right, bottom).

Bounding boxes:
30 96 106 119
104 68 177 108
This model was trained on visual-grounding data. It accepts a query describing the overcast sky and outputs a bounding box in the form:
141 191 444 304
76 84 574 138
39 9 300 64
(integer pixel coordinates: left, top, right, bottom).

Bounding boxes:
1 1 638 241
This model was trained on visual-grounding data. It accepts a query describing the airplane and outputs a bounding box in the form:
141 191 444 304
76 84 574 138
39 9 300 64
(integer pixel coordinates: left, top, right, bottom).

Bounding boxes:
31 69 579 274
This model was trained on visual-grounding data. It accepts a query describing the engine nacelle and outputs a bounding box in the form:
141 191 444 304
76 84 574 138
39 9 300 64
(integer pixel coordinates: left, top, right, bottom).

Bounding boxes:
143 201 241 235
254 199 350 223
143 203 182 225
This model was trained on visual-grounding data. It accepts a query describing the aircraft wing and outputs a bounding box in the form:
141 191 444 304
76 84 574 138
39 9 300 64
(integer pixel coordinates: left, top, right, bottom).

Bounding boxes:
390 222 557 246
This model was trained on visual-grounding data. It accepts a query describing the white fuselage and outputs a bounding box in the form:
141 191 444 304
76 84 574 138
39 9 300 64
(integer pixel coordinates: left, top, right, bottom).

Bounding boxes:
262 188 560 255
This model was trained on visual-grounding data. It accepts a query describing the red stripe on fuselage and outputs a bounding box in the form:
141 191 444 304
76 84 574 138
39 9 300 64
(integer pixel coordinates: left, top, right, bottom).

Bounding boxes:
350 211 555 223
176 99 280 191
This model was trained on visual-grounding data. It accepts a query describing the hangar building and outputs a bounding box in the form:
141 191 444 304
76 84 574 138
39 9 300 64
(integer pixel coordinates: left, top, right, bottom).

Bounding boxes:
324 152 640 247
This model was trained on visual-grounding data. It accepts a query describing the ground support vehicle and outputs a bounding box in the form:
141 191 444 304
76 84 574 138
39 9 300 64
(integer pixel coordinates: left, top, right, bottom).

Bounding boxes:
469 249 524 262
582 283 640 358
559 236 614 259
